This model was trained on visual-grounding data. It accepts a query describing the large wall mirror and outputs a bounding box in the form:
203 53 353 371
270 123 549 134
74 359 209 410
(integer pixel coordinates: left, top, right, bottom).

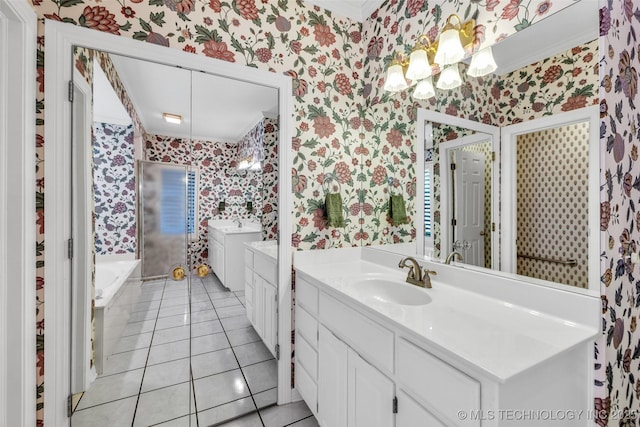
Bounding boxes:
404 1 600 294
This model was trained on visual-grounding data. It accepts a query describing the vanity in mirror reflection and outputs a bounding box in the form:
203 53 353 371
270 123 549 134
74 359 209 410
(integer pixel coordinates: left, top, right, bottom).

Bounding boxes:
69 46 282 426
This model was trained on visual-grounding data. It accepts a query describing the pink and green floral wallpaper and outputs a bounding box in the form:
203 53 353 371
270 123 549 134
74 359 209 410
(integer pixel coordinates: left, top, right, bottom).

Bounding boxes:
597 0 640 424
93 122 137 255
30 0 619 425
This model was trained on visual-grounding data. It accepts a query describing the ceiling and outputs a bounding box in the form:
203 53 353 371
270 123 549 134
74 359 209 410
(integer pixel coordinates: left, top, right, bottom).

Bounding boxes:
108 54 278 142
303 0 384 22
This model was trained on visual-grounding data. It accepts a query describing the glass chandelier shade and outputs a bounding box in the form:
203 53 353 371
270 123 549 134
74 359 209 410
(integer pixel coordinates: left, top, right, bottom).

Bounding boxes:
413 76 436 100
406 49 432 82
436 65 462 90
467 46 498 77
383 62 408 92
434 28 465 65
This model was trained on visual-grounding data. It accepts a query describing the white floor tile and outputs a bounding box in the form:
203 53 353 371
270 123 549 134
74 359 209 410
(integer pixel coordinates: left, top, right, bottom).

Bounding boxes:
76 368 143 410
260 401 313 427
132 299 161 313
147 339 190 366
242 359 277 395
216 305 247 319
196 397 257 426
128 309 158 323
113 331 153 354
152 325 190 346
191 348 239 379
141 357 191 393
72 396 137 426
191 332 230 355
191 319 224 337
287 415 320 427
226 327 260 347
191 309 218 324
122 319 156 336
155 313 191 330
213 412 263 427
213 297 242 309
193 369 250 412
253 387 277 410
220 315 252 331
102 348 149 376
153 414 197 426
234 341 274 367
134 382 195 427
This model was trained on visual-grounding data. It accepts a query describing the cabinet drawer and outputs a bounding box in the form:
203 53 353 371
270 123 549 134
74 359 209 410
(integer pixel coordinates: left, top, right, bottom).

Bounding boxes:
244 267 253 287
319 293 393 373
255 254 277 284
295 358 317 416
296 305 317 348
398 339 480 427
296 332 318 380
244 249 254 268
296 276 318 315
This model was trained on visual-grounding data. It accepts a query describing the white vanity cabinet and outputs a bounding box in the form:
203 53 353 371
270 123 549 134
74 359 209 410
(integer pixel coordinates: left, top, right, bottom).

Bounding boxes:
296 277 395 427
208 225 261 291
244 242 278 358
294 267 593 427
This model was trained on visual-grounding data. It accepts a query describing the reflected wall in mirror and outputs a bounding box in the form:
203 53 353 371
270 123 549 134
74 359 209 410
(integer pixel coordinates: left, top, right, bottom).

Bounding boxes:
70 46 280 426
418 37 599 291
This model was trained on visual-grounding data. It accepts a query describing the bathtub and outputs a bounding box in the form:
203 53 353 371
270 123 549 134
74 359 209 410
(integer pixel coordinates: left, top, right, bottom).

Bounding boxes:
94 259 142 375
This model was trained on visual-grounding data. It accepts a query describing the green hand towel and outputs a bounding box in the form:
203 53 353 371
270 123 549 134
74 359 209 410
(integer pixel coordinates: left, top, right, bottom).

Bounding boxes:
389 194 408 226
325 193 345 228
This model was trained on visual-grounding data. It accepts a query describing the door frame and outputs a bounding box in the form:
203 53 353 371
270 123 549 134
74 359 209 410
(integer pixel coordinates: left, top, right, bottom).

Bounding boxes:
70 72 97 393
0 1 37 426
416 109 500 265
44 20 293 425
500 106 599 291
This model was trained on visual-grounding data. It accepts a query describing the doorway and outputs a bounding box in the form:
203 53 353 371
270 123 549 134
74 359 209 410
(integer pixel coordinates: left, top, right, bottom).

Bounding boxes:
44 21 293 426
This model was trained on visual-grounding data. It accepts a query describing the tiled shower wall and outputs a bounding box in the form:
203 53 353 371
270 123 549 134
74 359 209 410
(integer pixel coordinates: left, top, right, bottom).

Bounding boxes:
516 122 589 288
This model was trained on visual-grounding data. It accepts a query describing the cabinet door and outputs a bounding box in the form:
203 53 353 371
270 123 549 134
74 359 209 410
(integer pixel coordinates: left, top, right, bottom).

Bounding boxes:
262 281 277 356
396 390 446 427
254 274 264 338
347 348 395 427
318 325 348 427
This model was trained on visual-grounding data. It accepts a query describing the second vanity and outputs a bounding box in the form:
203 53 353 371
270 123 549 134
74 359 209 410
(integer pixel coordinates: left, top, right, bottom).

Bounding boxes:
208 220 261 291
293 247 599 427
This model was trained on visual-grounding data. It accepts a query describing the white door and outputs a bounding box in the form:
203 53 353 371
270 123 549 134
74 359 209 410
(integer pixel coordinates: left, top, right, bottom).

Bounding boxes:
347 348 395 427
453 150 485 267
318 325 348 427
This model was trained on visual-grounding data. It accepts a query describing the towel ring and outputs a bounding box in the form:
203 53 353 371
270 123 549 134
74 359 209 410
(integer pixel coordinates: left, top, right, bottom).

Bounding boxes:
321 174 342 195
388 176 399 195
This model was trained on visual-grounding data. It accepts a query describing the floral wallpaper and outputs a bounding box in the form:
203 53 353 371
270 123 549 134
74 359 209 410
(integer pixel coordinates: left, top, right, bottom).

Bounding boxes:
31 0 606 424
597 0 640 424
93 122 137 255
262 117 279 241
144 132 264 268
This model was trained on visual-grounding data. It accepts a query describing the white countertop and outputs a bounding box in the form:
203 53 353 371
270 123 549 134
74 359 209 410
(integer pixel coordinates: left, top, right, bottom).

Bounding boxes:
244 240 278 261
208 220 261 235
295 251 597 383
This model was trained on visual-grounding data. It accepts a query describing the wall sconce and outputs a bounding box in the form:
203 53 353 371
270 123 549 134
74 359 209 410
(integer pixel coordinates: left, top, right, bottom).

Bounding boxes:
383 13 497 99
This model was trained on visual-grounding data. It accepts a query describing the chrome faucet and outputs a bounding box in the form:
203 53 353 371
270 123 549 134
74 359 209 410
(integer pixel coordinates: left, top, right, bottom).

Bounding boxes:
445 250 463 265
233 218 242 228
398 257 436 288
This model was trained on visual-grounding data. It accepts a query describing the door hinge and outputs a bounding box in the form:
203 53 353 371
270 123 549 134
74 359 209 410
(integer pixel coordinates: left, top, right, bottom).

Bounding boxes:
392 396 398 414
275 344 280 360
492 222 496 232
68 80 74 102
451 218 457 227
67 394 73 417
67 238 74 259
491 151 496 161
450 162 456 171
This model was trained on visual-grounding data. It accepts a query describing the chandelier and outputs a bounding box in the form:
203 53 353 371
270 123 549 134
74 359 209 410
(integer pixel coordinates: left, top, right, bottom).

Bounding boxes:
383 14 497 99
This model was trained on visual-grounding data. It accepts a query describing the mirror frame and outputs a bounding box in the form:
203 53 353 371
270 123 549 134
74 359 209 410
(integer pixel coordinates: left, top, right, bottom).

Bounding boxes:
44 20 293 425
416 109 501 264
501 106 600 292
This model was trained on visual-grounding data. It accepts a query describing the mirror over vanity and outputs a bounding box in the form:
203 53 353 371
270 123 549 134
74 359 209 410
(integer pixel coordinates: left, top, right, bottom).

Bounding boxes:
406 2 601 293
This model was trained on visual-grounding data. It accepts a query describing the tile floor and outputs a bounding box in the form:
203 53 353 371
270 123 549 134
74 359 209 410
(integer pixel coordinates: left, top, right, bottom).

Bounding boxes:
72 273 318 427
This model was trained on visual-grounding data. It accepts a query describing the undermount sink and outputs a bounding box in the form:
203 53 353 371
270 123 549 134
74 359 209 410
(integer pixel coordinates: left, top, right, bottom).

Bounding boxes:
348 277 432 306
